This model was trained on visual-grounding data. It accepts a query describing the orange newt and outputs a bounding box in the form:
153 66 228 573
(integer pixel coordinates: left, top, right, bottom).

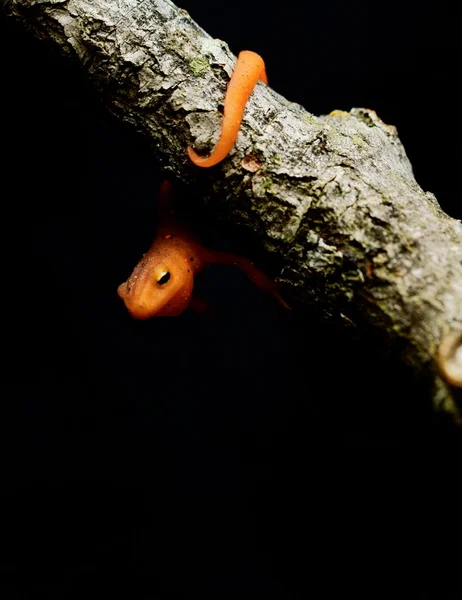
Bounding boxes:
187 50 267 167
117 180 289 318
118 51 286 318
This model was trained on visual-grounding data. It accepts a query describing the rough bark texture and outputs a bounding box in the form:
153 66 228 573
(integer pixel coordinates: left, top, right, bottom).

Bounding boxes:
4 0 462 422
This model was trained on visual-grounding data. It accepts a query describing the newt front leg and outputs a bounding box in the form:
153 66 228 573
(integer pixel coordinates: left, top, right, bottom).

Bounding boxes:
187 50 267 168
200 247 290 311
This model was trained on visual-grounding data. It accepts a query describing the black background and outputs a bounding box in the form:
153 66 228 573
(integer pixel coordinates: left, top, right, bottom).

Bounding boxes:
0 0 460 595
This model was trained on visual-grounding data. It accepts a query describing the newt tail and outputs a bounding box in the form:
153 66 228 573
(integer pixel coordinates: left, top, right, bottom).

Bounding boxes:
187 50 267 168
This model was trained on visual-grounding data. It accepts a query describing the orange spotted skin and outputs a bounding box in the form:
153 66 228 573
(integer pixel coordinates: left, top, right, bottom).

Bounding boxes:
187 50 268 168
117 181 289 318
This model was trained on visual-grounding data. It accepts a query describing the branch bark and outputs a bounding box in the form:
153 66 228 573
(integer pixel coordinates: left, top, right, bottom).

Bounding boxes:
4 0 462 422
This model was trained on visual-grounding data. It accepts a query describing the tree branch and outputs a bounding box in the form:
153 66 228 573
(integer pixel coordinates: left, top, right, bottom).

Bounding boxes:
4 0 462 422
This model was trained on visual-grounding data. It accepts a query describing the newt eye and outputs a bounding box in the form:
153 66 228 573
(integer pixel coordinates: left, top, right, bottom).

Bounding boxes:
157 271 171 285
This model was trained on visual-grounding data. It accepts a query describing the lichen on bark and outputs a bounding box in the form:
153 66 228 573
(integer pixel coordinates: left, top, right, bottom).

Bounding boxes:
4 0 462 422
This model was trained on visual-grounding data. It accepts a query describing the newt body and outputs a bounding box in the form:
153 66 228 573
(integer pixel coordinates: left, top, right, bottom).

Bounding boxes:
117 181 288 318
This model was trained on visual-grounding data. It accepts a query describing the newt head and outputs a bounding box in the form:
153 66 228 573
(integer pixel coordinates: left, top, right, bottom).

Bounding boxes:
117 242 196 318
